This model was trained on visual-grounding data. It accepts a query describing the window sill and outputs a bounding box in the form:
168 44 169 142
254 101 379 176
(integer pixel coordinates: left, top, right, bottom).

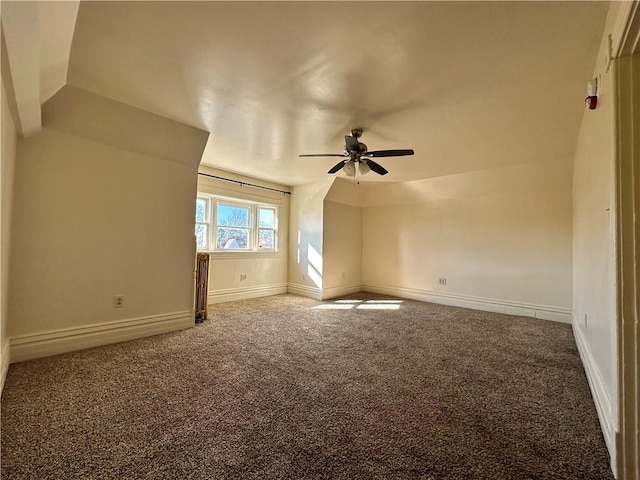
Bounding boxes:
197 250 282 260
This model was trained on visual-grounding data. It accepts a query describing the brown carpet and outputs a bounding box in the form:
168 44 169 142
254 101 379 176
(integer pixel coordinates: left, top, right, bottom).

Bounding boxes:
1 293 613 479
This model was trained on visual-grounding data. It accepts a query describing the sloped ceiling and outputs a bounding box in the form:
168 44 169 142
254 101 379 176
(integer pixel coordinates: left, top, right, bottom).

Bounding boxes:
1 0 79 136
38 1 80 103
65 1 608 186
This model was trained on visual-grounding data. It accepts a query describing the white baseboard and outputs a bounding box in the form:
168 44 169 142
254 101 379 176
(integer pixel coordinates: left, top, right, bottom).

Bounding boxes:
573 324 617 469
9 311 194 363
287 283 322 300
361 284 572 323
1 339 9 395
321 283 363 300
208 283 288 304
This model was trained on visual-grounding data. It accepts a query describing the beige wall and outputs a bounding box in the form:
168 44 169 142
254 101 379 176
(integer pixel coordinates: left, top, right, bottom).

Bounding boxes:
321 178 364 299
1 78 18 388
571 2 624 464
322 200 362 298
10 129 198 335
7 87 207 362
360 161 573 321
197 166 289 304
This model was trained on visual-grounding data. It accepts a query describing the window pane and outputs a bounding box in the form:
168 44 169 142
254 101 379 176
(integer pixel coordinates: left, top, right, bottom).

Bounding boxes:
259 208 275 228
259 229 274 249
195 224 207 249
217 204 249 227
195 198 207 222
217 228 249 249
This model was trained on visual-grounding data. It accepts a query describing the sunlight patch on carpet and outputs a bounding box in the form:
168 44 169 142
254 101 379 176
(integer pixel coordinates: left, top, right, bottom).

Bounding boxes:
313 299 404 310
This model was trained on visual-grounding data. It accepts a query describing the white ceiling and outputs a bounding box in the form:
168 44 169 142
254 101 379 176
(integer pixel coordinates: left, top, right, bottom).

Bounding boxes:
64 1 608 186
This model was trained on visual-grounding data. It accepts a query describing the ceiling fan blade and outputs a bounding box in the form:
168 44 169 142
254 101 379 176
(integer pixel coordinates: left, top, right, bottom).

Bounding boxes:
327 160 346 174
366 149 414 158
299 153 346 157
365 159 388 175
344 135 360 151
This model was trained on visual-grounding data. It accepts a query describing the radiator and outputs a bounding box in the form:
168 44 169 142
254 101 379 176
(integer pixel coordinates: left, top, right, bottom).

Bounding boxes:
194 253 210 323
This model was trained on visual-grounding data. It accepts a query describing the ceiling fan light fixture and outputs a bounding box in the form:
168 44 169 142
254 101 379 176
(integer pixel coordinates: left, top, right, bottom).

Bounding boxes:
343 160 356 177
299 129 414 178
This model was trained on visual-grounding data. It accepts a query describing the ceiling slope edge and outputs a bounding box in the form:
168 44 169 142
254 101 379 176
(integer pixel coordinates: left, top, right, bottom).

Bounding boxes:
42 85 209 168
1 1 41 137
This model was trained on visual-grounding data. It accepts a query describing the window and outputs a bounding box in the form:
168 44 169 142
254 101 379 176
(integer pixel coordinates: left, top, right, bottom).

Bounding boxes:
258 207 277 249
195 195 278 252
215 202 250 249
195 198 209 249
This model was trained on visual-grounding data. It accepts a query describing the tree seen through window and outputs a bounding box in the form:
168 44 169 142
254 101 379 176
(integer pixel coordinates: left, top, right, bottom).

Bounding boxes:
216 204 250 249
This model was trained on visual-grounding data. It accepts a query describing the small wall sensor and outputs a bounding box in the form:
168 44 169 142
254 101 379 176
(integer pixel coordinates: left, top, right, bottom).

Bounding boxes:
585 76 599 110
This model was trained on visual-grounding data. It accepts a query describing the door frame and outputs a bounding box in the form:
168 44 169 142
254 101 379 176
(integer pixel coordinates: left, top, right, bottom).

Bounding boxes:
613 2 640 478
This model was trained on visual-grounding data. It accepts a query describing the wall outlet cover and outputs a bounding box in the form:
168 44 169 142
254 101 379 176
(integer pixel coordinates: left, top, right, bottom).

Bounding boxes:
113 295 124 308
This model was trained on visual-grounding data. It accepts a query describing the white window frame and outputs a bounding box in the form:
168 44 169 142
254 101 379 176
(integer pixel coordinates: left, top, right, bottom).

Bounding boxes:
257 205 278 251
195 196 211 250
213 198 253 250
195 194 279 253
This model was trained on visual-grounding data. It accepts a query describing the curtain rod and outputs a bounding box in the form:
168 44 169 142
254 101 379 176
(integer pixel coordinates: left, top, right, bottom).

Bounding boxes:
198 172 291 195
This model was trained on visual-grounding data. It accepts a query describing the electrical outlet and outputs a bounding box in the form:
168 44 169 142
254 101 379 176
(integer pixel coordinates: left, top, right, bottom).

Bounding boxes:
584 313 588 328
438 278 447 286
240 274 247 281
302 274 306 280
113 295 124 308
342 271 346 279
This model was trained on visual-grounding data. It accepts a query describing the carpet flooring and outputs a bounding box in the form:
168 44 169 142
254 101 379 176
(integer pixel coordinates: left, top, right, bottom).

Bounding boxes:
1 293 613 479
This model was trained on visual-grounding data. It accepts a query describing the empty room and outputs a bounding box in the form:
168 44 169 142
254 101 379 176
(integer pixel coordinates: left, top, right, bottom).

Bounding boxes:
1 1 638 479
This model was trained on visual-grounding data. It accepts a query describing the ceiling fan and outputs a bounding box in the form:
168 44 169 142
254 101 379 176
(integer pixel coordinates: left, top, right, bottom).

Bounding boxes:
299 129 414 177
